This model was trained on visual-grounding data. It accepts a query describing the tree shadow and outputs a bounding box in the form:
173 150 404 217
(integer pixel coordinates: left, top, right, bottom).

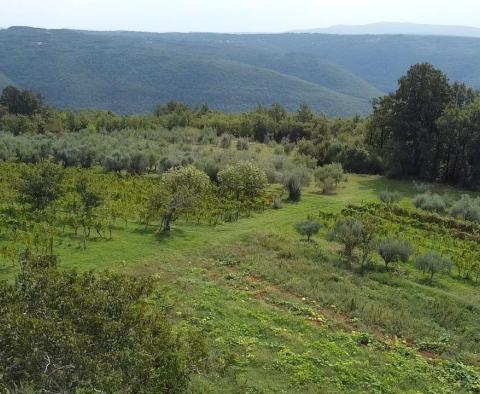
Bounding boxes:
155 228 187 242
132 226 158 235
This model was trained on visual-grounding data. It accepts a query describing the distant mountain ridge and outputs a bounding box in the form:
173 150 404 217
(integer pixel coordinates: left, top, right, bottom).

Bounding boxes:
1 27 480 116
292 22 480 38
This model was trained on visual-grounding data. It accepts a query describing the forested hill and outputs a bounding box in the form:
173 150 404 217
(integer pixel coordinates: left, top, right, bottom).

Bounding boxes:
2 27 480 115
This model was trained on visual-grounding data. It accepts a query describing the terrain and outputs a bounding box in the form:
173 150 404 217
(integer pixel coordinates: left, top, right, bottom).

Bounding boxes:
2 27 480 114
1 53 480 392
1 136 480 392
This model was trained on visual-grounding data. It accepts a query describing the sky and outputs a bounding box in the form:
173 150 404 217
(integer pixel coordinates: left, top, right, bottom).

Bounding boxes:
1 0 480 33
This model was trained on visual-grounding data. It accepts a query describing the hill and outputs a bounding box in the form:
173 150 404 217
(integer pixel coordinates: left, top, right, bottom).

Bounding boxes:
293 22 480 38
2 27 480 113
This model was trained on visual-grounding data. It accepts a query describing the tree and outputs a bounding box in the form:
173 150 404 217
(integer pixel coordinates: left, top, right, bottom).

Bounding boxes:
378 190 402 204
436 100 480 188
0 253 200 392
315 163 345 194
326 217 374 268
218 162 267 201
74 176 104 246
415 251 452 281
367 63 452 179
18 161 64 212
156 166 211 232
378 238 413 269
294 219 321 241
0 86 44 116
296 102 314 123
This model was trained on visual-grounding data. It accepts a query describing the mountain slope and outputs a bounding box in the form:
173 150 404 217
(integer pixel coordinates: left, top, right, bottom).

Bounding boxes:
292 22 480 38
0 27 374 115
0 28 372 115
2 27 480 114
219 53 384 100
105 30 480 92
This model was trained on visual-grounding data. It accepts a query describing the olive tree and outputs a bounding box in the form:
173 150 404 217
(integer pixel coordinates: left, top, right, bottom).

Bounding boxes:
218 162 267 201
378 237 413 269
314 163 345 194
155 166 211 232
294 219 322 241
326 217 375 268
415 251 452 281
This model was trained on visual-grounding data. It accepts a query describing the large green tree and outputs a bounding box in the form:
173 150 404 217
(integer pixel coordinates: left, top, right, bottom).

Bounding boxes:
0 86 44 116
368 63 480 188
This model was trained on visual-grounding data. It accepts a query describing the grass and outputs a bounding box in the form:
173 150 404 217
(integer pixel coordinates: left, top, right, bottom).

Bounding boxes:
3 174 480 392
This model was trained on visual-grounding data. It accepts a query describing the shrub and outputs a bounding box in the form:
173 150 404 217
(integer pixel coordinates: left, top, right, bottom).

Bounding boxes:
236 137 249 151
218 133 233 148
413 180 430 193
0 254 198 392
413 192 447 213
326 217 374 267
281 138 295 154
295 219 322 241
128 151 149 174
378 237 413 269
415 251 453 281
315 163 345 194
283 174 302 202
450 195 480 223
272 198 283 209
378 190 402 204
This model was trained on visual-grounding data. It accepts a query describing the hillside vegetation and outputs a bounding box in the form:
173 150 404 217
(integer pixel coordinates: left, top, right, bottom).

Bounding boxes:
2 26 480 114
1 64 480 392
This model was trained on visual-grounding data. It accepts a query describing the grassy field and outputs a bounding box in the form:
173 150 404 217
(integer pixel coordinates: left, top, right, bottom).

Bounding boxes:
2 174 479 392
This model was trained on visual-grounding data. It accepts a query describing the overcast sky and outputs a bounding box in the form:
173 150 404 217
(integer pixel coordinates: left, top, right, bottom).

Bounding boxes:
1 0 480 33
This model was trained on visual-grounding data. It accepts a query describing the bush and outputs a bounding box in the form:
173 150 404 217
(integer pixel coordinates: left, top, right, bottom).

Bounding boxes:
295 219 322 241
0 254 198 392
218 133 233 148
412 180 430 193
272 198 283 209
315 163 345 194
415 251 453 281
413 192 447 213
283 174 302 202
450 195 480 223
236 137 249 151
378 237 413 269
378 190 402 204
128 151 149 174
